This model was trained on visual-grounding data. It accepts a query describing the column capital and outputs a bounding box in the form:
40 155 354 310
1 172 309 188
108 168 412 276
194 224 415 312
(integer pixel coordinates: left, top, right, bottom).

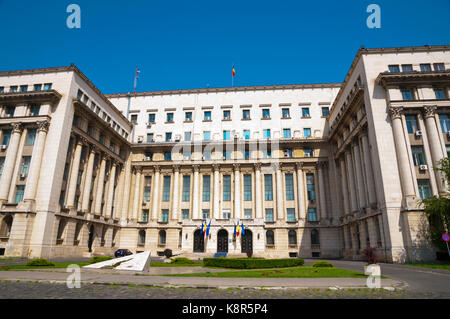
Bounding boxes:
316 161 328 169
90 144 99 154
133 165 142 174
212 163 220 171
271 162 281 170
388 107 403 120
11 122 23 133
254 162 262 170
193 164 200 172
37 120 50 133
233 163 240 171
111 159 119 167
295 162 304 170
172 164 180 172
153 165 160 173
423 105 437 119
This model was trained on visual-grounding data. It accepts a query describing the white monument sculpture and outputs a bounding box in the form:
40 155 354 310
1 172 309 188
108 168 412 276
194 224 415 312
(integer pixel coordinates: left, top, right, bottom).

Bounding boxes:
83 251 151 272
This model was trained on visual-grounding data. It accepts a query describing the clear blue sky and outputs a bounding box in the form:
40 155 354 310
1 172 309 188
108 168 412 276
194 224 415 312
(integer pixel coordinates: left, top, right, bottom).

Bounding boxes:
0 0 449 93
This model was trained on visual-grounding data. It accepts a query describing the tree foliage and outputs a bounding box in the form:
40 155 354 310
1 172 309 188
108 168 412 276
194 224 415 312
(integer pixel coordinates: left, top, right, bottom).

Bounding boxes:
422 158 450 251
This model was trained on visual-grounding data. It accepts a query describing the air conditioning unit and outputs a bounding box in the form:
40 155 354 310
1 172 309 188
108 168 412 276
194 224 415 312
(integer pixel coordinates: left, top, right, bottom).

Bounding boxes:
137 136 143 143
1 145 6 150
145 157 151 161
147 123 152 128
304 152 312 157
20 173 27 178
284 150 290 157
415 130 422 137
419 164 428 170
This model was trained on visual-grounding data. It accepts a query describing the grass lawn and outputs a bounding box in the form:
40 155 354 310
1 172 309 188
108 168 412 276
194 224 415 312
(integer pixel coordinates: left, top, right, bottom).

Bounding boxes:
0 262 90 271
406 263 450 270
150 261 203 267
163 266 371 278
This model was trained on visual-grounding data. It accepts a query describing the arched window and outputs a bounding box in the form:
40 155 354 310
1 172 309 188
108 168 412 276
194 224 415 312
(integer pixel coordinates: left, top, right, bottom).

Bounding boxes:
138 230 146 245
266 230 274 246
0 215 13 238
288 230 297 245
159 230 166 245
311 229 319 245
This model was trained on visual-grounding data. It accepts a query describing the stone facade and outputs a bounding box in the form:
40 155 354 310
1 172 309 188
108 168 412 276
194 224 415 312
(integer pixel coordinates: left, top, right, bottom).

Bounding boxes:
0 45 448 263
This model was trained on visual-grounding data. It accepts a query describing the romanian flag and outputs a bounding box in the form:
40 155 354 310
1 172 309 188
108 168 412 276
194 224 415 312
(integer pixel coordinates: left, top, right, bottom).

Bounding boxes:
202 222 207 236
206 220 211 237
241 222 245 236
200 221 204 235
233 223 237 237
236 222 240 237
232 66 236 77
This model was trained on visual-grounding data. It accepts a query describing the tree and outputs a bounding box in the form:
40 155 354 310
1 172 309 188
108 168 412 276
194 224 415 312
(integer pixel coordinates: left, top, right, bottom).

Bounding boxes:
421 158 450 252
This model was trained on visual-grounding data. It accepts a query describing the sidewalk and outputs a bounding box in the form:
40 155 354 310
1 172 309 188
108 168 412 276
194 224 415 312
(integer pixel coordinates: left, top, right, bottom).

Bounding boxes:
0 267 405 290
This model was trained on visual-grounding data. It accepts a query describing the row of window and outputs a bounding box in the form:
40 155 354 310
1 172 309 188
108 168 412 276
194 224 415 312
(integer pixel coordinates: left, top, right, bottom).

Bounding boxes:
132 107 330 125
399 87 448 101
0 83 53 93
388 63 445 73
1 104 41 118
0 128 36 147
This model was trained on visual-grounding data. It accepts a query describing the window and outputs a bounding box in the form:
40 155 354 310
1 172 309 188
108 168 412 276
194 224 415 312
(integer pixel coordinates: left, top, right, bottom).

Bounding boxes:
159 230 167 244
0 157 4 175
203 151 211 160
148 113 155 123
401 64 413 72
223 151 231 160
304 148 313 157
302 107 310 117
265 208 274 222
142 210 149 222
308 208 317 221
223 175 231 201
182 175 191 202
223 110 231 120
434 63 445 71
165 132 172 142
244 150 250 160
401 88 414 101
26 129 36 146
146 133 154 143
263 129 271 139
420 64 431 72
405 115 419 134
14 185 25 203
183 151 191 160
288 230 297 245
185 112 192 122
418 180 432 199
223 130 231 140
30 104 40 116
20 156 31 175
2 130 11 146
130 114 138 124
322 107 329 117
262 109 270 119
5 106 15 117
411 146 426 166
388 65 400 72
204 111 211 121
243 130 250 139
285 174 294 200
282 108 290 119
182 209 190 220
243 174 252 201
161 209 169 223
10 86 18 92
242 109 250 119
244 209 252 219
284 149 293 158
266 230 274 245
306 173 315 202
203 175 210 201
264 174 273 201
304 128 311 137
203 131 211 141
447 145 450 158
434 88 446 100
202 209 210 219
162 176 171 201
0 87 3 93
287 209 296 222
138 230 146 245
20 85 28 92
283 129 291 138
222 209 231 219
311 229 319 244
44 83 52 90
439 114 450 133
144 152 152 161
263 149 271 158
184 131 191 141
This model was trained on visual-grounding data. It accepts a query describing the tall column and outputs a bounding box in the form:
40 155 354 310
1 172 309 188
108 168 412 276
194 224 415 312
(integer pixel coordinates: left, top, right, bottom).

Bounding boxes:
255 163 263 219
65 137 84 208
345 150 358 212
339 157 350 215
23 121 49 201
234 164 241 219
151 166 160 220
192 165 200 219
172 165 180 220
352 140 367 209
213 164 220 219
132 166 142 221
361 134 377 205
105 160 117 219
423 106 446 193
81 146 96 213
94 154 107 215
121 153 132 224
275 163 284 220
113 165 124 220
295 162 305 220
317 162 327 219
389 107 416 199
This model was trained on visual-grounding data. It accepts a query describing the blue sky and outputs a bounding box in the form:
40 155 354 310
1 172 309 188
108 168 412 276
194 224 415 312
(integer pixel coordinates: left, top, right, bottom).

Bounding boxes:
0 0 449 93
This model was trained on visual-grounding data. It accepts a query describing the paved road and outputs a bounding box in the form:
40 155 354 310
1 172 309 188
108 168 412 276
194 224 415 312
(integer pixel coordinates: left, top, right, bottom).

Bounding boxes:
304 259 450 294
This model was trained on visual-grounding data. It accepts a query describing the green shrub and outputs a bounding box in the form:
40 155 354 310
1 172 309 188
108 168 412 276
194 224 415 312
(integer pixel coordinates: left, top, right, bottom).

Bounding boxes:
170 257 196 264
203 258 304 269
312 261 334 268
25 259 55 267
89 256 113 264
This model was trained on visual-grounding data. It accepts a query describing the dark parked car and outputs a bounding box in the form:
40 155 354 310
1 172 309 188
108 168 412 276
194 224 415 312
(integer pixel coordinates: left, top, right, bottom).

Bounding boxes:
114 249 133 258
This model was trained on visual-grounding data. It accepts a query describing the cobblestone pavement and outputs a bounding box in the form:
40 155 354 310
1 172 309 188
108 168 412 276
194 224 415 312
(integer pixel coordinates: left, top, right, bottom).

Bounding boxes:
0 281 448 299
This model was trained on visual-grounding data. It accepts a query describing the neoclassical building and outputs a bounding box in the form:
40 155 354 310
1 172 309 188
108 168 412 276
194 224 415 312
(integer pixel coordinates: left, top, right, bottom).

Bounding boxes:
0 45 449 263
